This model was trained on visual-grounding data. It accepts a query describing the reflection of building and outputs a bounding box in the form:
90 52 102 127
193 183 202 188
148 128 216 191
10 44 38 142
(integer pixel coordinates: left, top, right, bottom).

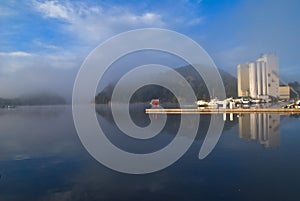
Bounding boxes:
237 54 279 99
238 113 280 148
279 85 291 100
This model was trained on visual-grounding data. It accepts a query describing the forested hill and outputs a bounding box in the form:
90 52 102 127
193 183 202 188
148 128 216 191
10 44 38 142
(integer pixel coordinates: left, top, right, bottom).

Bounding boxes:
0 93 66 106
95 65 237 104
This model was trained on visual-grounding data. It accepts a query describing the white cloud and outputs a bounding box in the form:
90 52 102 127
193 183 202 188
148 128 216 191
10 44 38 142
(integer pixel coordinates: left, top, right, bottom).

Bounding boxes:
187 17 203 26
33 40 62 50
0 0 206 99
0 51 32 57
0 50 80 74
32 1 165 44
140 12 162 24
33 0 71 20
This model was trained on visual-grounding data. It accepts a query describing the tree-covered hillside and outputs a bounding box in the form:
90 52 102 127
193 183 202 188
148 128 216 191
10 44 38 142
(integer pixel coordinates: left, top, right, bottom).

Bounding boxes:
95 65 237 104
0 93 66 107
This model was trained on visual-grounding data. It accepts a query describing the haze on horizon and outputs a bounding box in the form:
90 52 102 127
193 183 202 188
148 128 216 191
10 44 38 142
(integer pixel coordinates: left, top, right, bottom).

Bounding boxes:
0 0 299 100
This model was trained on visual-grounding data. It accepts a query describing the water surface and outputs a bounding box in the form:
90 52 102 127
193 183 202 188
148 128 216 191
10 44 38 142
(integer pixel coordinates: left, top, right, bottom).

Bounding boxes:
0 106 299 201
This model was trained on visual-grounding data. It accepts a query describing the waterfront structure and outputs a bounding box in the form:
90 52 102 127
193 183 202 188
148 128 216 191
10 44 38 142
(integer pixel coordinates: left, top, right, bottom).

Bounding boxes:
279 86 291 100
237 64 250 97
238 113 280 148
237 54 279 99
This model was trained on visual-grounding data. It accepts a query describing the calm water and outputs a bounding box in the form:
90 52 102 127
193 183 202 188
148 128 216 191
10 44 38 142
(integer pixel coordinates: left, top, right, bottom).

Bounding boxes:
0 105 300 201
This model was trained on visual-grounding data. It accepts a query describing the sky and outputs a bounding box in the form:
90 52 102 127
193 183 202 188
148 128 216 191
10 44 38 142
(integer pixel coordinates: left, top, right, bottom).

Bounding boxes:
0 0 299 99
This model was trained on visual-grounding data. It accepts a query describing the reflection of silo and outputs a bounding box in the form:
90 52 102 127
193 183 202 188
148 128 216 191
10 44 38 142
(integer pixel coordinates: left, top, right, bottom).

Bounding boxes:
257 113 263 142
264 114 269 141
267 114 280 148
249 62 257 98
238 113 280 148
250 113 257 140
260 114 269 146
238 114 251 139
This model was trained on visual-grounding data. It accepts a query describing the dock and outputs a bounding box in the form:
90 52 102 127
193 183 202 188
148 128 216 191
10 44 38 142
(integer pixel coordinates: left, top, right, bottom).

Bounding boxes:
145 108 300 115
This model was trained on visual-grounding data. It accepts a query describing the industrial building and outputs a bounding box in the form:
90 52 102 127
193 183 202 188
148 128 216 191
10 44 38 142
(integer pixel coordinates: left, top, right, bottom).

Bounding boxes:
279 85 291 100
237 54 279 100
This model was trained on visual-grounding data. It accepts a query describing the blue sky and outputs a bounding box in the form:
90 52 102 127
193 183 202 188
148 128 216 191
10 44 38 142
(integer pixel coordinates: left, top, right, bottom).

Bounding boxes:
0 0 299 98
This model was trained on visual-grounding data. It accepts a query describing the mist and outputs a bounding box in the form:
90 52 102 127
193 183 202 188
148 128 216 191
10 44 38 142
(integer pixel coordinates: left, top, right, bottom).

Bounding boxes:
0 51 83 101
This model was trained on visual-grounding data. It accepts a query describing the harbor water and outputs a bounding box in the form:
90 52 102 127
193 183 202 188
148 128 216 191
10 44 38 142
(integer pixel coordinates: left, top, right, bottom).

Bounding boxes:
0 105 300 201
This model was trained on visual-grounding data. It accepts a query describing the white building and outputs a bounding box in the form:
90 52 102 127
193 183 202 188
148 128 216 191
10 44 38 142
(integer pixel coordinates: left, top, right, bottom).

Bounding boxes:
237 54 279 99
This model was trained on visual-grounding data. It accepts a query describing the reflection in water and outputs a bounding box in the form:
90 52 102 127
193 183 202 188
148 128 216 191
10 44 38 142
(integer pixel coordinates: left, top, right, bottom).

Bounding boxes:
0 105 300 201
96 104 238 138
238 114 280 148
0 106 85 161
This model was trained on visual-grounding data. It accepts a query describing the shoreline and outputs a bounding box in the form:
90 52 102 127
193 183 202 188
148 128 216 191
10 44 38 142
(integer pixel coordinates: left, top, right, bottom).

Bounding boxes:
146 108 300 115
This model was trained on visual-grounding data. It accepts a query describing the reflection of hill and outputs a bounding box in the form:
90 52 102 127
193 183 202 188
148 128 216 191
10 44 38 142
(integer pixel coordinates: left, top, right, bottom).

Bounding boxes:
97 104 281 150
95 104 238 142
0 106 83 161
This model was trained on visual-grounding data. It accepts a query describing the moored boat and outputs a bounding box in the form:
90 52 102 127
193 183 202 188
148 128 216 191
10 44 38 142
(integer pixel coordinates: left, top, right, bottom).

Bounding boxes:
150 99 160 107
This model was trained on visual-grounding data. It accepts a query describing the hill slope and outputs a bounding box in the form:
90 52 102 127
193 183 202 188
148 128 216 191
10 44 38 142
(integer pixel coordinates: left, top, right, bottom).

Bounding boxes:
95 65 237 104
0 93 66 106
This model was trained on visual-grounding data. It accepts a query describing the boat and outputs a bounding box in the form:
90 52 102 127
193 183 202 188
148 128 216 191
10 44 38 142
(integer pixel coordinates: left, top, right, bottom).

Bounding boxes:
207 98 219 109
197 99 219 109
251 98 267 104
282 100 300 109
196 100 208 108
235 96 252 105
150 99 160 107
293 100 300 109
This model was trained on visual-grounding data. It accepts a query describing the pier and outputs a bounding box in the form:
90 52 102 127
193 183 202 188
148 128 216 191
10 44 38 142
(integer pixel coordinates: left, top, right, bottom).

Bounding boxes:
145 108 300 115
